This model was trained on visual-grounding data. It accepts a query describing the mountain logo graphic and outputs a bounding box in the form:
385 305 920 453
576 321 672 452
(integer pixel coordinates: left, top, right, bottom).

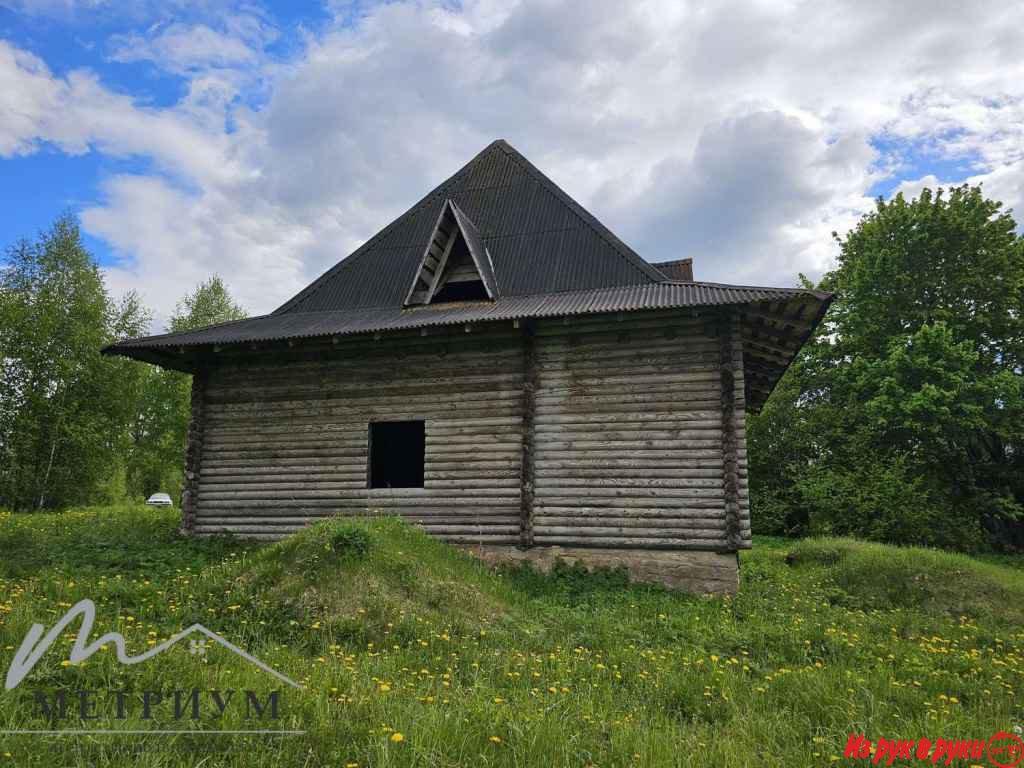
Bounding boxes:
5 598 301 690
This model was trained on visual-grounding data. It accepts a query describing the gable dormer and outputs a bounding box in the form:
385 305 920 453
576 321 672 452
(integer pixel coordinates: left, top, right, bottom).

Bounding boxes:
404 199 498 306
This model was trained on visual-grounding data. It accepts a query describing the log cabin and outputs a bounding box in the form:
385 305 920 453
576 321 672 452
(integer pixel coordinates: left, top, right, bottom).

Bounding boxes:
104 140 831 593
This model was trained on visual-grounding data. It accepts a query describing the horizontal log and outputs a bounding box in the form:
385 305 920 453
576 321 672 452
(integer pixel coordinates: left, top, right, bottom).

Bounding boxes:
536 454 724 467
197 507 520 519
533 428 721 442
534 315 710 337
208 405 522 423
198 487 519 501
201 465 366 477
198 498 521 510
536 336 718 354
531 536 729 550
202 448 366 461
213 342 524 373
198 480 366 493
534 467 722 479
533 477 721 489
210 366 524 390
536 439 721 451
535 515 725 528
427 443 522 455
535 400 721 417
532 498 723 511
425 479 521 489
536 371 720 390
192 525 519 543
423 434 520 444
534 506 727 520
535 389 720 407
532 526 724 538
534 411 722 425
535 450 722 462
531 486 722 499
206 387 525 407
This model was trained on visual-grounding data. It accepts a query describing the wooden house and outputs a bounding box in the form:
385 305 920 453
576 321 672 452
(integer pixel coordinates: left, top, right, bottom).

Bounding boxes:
104 140 831 593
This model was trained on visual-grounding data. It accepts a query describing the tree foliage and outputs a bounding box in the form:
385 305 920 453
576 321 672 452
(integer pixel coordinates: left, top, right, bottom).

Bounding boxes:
749 186 1024 550
0 215 149 510
0 215 246 510
125 277 246 501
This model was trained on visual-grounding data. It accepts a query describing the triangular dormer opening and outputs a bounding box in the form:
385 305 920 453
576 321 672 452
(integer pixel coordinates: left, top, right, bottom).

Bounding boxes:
404 199 498 306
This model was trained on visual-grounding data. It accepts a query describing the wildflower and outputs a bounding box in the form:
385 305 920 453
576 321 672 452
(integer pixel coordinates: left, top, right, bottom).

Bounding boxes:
390 732 404 743
489 736 502 744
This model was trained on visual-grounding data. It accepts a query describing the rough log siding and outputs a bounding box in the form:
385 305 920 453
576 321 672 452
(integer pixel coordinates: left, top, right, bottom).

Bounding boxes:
731 314 752 549
180 371 207 534
531 310 751 550
188 309 750 552
519 323 538 548
193 327 524 542
718 309 748 550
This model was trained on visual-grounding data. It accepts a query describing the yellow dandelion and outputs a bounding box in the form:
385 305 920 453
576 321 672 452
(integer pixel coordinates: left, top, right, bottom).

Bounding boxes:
390 732 404 743
489 736 502 744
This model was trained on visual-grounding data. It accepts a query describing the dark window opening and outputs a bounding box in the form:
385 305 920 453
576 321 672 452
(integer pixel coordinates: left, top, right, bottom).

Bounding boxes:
432 279 489 302
368 421 425 489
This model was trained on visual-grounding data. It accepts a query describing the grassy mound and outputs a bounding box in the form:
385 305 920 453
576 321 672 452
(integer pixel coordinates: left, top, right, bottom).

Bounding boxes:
784 536 1024 627
0 507 1020 767
238 517 531 647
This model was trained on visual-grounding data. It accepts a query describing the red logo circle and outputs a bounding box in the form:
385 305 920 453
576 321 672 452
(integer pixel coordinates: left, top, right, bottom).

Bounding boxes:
988 731 1024 768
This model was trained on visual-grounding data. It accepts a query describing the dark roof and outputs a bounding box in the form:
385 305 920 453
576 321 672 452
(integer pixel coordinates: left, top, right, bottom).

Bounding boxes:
272 139 665 314
102 139 833 409
652 258 693 282
106 282 829 350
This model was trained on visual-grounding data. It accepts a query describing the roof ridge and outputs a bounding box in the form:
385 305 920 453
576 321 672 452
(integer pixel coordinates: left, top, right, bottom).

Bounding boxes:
272 140 507 315
491 140 664 283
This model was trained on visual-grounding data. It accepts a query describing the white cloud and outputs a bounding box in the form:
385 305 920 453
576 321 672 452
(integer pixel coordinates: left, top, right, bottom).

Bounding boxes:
108 12 277 76
4 0 1024 330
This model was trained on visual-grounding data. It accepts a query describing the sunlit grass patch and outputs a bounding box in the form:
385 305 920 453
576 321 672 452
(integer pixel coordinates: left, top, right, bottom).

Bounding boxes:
0 507 1020 767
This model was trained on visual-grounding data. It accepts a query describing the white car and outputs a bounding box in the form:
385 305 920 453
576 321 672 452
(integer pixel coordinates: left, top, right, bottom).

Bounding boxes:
146 492 173 507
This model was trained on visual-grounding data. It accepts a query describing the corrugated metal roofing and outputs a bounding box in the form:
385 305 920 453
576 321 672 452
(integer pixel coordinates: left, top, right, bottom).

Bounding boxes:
106 282 830 351
271 140 664 314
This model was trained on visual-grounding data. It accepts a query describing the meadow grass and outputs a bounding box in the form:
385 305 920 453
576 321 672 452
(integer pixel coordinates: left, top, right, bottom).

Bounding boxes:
0 506 1020 767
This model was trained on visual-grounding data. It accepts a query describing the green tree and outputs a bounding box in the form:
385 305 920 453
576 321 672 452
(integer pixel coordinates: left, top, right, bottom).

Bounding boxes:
749 186 1024 550
126 277 245 501
0 215 150 510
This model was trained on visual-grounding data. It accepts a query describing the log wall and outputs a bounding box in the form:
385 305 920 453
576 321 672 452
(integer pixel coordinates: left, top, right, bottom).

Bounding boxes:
530 310 751 550
188 309 751 551
194 326 525 543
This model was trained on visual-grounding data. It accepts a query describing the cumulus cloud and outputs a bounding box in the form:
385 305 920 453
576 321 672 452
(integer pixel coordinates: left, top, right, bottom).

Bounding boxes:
3 0 1024 329
108 11 277 76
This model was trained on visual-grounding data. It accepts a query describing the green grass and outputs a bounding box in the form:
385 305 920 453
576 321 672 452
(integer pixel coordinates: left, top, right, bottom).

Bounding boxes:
0 506 1021 767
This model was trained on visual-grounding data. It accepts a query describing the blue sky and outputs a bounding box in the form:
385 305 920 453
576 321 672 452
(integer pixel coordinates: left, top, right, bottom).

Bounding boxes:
0 1 328 266
1 1 1021 329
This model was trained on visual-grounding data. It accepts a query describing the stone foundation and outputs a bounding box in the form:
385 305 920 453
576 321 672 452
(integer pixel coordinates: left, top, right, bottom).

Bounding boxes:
462 545 739 595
